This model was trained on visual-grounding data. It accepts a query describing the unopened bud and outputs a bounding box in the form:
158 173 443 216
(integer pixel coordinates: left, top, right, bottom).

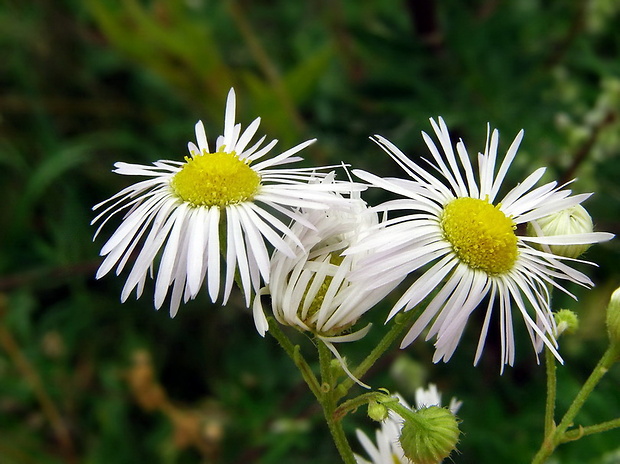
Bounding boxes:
554 309 579 336
367 400 389 422
527 204 594 258
329 358 345 382
399 406 460 464
606 287 620 347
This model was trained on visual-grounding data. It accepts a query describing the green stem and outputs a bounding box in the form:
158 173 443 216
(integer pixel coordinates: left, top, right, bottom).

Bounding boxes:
554 347 616 438
323 404 357 464
294 345 323 400
333 391 389 422
561 417 620 443
318 338 333 391
337 307 422 397
267 317 296 359
267 317 322 399
318 339 357 464
543 344 557 438
532 346 618 464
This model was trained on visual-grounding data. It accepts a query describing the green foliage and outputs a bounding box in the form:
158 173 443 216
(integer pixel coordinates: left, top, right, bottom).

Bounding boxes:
1 0 619 463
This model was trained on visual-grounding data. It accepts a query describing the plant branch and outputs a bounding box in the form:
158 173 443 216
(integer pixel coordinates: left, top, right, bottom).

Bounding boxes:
267 317 322 399
543 344 558 438
561 417 620 443
532 346 618 463
337 307 422 398
317 339 357 464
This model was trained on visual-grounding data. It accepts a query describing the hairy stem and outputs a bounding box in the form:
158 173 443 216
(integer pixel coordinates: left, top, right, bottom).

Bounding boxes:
532 346 618 463
338 307 422 398
318 340 357 464
543 344 558 438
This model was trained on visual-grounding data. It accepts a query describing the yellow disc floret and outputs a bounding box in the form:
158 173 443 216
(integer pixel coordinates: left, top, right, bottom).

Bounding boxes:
301 254 350 335
441 197 518 275
171 150 260 207
305 254 345 319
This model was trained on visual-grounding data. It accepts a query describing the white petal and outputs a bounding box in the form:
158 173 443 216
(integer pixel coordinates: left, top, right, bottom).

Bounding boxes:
522 232 614 245
222 209 237 304
479 127 499 197
120 201 178 301
240 204 296 257
206 207 221 302
252 287 270 336
474 284 497 365
222 88 236 150
154 205 189 308
388 253 456 319
251 139 316 171
244 137 275 162
456 140 479 198
236 205 270 283
227 208 252 306
235 117 261 155
489 129 523 202
499 167 548 212
186 208 207 295
194 120 209 153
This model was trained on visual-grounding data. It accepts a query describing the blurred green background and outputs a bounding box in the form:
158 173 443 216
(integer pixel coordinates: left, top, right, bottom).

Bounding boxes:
2 0 620 463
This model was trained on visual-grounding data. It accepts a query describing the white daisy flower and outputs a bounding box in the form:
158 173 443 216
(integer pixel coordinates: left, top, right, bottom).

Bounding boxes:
92 88 359 316
252 177 402 385
350 117 613 368
355 386 461 464
253 177 399 337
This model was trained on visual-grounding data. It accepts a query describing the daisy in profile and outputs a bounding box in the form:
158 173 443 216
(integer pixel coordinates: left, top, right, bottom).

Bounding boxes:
350 117 613 368
355 385 461 464
253 178 402 380
92 88 359 316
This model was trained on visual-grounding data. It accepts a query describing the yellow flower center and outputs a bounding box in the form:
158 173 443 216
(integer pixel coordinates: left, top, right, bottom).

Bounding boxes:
440 197 518 275
298 254 354 336
305 254 345 320
171 150 260 207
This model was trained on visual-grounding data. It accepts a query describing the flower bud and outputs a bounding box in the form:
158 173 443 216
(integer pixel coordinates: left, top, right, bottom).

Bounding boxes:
554 309 579 336
399 406 460 464
367 400 389 422
527 204 594 258
606 287 620 347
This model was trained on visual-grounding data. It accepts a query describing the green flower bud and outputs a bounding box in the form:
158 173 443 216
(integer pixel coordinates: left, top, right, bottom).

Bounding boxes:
606 287 620 347
399 406 460 464
527 204 594 258
329 358 345 382
554 309 579 336
367 400 389 422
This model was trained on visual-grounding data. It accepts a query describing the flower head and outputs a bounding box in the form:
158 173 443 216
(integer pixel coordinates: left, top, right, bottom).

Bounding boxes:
93 88 358 316
554 309 579 336
527 204 595 258
253 178 401 338
398 406 460 464
355 385 461 464
351 117 613 368
606 286 620 348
